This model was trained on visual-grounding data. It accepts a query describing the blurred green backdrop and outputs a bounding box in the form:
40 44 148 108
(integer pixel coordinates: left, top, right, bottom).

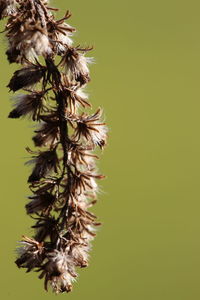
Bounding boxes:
1 0 200 299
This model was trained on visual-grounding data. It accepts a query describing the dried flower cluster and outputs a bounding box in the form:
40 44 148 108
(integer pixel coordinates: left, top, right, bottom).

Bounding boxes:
1 0 107 293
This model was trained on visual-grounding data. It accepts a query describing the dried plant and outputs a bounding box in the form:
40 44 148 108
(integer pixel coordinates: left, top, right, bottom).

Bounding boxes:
1 0 107 293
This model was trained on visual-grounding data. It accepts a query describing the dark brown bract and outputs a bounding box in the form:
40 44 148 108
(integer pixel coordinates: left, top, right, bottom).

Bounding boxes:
1 0 107 294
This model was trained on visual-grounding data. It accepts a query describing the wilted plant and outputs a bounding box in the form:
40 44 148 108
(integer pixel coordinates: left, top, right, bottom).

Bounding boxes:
0 0 107 293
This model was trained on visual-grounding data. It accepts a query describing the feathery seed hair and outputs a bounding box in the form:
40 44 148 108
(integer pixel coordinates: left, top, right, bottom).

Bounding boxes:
0 0 107 293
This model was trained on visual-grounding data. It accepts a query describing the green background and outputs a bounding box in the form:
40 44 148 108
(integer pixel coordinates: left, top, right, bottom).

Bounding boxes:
1 0 200 299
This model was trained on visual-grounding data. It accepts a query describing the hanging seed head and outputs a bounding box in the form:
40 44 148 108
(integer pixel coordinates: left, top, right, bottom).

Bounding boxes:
1 0 108 293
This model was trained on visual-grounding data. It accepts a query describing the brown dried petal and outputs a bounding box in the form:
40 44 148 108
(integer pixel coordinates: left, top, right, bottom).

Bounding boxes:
42 250 77 293
33 216 58 243
33 121 60 147
26 192 55 214
28 150 59 183
73 109 107 147
8 92 44 120
61 47 93 84
70 243 89 267
7 65 46 92
15 236 45 272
